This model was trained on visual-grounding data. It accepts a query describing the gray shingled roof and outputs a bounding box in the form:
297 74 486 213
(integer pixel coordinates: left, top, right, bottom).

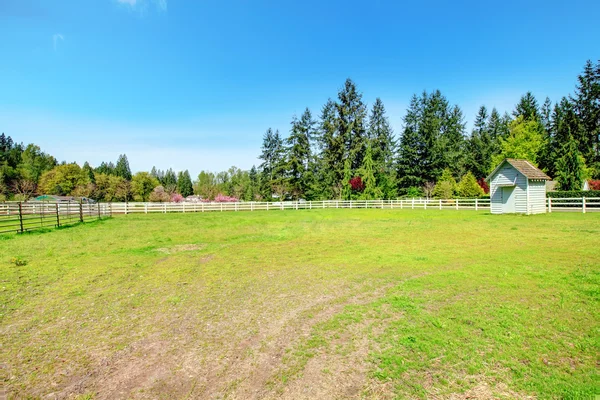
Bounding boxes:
487 159 551 181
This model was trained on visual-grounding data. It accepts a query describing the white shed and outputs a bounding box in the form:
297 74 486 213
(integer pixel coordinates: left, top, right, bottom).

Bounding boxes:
486 159 551 215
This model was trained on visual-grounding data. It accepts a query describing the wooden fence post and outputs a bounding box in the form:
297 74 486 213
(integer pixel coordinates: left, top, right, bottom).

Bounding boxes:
55 203 60 227
439 199 442 210
582 197 586 214
97 202 101 219
475 198 478 211
456 198 459 210
79 201 84 223
548 197 552 213
18 202 24 233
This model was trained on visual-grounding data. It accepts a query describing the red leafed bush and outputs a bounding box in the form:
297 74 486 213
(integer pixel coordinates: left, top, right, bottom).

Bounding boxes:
477 178 489 194
589 180 600 190
171 193 184 203
349 176 365 192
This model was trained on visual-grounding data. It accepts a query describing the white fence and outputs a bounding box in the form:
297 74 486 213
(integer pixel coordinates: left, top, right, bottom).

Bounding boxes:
107 198 491 214
547 197 600 213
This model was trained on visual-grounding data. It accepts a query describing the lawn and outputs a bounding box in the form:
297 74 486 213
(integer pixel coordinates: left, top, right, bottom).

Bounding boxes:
1 209 598 399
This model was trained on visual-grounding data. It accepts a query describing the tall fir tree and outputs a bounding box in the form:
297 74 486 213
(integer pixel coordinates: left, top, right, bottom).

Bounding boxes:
319 99 345 198
115 154 132 180
396 95 423 190
468 105 493 178
513 92 540 122
360 145 381 199
555 133 586 190
286 115 311 199
336 79 367 172
367 98 396 197
571 59 600 177
177 170 194 197
82 161 96 184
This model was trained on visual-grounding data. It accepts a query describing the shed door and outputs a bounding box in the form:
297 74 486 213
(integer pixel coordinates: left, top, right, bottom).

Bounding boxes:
501 186 516 213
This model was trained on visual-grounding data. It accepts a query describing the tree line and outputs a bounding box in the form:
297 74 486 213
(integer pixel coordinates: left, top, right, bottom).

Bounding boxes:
1 60 598 202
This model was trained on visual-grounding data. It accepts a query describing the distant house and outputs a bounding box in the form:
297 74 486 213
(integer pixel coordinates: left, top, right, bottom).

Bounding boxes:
185 195 204 203
486 159 551 215
34 195 76 203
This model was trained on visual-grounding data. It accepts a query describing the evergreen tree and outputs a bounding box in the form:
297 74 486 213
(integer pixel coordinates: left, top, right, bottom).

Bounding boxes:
248 165 260 200
177 170 194 197
336 79 367 172
555 133 586 190
432 168 457 199
319 99 345 198
82 161 96 184
571 59 600 177
342 158 352 200
442 104 467 177
259 128 285 199
114 154 132 180
547 98 581 178
368 98 396 197
360 145 381 199
541 97 552 131
150 166 158 179
513 92 540 121
162 168 177 189
397 95 423 190
468 105 500 178
457 171 484 198
286 115 310 199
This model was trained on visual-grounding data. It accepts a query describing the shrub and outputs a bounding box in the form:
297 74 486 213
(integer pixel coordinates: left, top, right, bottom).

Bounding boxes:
149 186 170 202
213 194 239 202
433 169 457 199
404 186 424 198
457 172 484 198
547 190 600 198
170 193 184 203
477 178 490 194
349 177 365 192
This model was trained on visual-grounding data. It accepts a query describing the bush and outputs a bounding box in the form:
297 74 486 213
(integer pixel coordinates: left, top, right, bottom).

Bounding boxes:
149 186 170 202
213 194 239 202
547 190 600 198
457 172 484 198
171 193 184 203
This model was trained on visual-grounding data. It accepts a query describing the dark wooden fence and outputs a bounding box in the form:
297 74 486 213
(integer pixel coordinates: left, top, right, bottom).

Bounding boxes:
0 202 111 234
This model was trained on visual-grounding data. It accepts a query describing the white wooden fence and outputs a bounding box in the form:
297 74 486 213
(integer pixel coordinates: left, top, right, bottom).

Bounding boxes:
107 198 490 214
103 197 599 214
547 197 600 213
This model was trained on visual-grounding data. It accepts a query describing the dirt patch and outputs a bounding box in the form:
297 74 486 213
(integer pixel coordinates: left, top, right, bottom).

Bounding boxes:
154 244 203 254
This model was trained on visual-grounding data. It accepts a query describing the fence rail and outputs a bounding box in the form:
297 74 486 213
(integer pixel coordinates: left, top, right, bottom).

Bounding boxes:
0 202 111 234
106 198 491 214
547 197 600 213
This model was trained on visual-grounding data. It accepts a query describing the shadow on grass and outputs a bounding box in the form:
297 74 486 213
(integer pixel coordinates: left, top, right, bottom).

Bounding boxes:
0 217 112 239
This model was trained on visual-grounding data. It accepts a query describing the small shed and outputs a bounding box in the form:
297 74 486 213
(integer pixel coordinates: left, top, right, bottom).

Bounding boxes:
486 159 551 215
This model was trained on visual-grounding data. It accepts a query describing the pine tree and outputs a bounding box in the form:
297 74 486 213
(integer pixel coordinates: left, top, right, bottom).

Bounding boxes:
555 133 586 190
82 161 96 184
177 170 193 197
114 154 132 180
336 79 367 172
513 92 540 121
360 145 381 199
442 104 467 178
150 166 158 179
457 171 484 197
547 98 581 178
571 59 600 178
162 168 177 189
367 98 396 197
342 158 352 200
286 115 311 199
319 99 345 198
397 95 423 191
468 106 495 178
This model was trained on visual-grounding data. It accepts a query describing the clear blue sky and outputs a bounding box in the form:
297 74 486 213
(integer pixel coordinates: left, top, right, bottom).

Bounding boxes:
1 0 598 177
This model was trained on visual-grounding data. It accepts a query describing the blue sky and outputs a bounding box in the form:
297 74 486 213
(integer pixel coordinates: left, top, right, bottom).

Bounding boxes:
1 0 599 177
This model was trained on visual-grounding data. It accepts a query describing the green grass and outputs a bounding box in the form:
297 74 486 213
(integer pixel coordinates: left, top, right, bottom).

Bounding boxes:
1 210 598 399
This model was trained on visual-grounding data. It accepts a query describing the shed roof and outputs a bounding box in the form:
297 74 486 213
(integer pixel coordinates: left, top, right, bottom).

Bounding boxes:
486 159 551 182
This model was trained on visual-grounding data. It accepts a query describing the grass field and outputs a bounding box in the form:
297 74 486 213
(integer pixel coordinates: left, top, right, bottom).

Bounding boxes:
1 209 599 399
